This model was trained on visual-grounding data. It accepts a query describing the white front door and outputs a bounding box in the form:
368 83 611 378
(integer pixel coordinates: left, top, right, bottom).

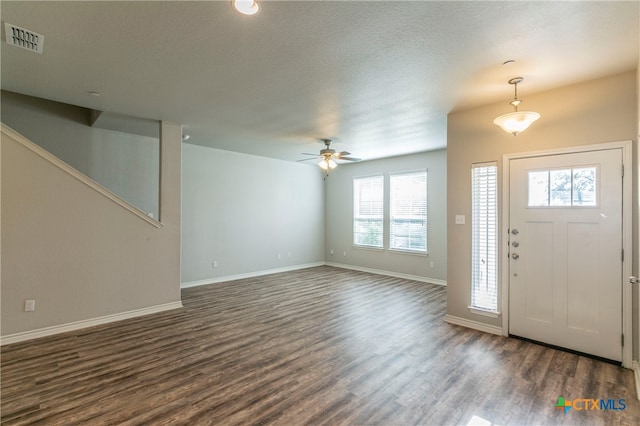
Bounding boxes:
508 148 623 361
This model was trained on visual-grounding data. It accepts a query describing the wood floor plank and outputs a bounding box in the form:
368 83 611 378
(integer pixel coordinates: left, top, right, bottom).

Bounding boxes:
2 266 638 425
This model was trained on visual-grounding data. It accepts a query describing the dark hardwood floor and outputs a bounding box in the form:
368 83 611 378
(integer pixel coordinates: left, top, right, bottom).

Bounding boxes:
2 266 638 425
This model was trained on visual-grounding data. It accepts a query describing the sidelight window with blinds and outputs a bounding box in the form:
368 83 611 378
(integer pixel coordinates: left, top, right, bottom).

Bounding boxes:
471 162 498 312
389 171 427 253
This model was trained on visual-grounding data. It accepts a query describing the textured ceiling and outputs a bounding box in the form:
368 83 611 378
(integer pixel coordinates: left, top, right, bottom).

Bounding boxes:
1 1 638 163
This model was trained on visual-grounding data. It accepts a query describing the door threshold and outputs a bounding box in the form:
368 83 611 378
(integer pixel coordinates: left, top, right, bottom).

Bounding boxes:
509 334 621 366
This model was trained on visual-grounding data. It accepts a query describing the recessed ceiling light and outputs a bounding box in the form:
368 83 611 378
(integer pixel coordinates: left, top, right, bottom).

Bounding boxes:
88 91 101 97
233 0 259 15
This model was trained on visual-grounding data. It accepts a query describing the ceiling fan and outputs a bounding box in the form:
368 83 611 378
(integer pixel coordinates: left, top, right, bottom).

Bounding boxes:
297 139 361 171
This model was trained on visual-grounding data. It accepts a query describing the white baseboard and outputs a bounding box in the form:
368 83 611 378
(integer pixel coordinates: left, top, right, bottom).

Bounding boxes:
181 262 445 289
325 262 447 286
444 314 504 336
0 301 183 346
633 361 640 400
181 262 326 289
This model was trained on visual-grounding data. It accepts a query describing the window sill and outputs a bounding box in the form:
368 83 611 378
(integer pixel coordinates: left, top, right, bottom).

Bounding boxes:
352 245 384 252
388 248 428 256
468 306 501 318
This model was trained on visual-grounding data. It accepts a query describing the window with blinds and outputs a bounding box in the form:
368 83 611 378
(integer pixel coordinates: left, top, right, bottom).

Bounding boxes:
471 162 498 312
389 171 427 253
353 175 384 248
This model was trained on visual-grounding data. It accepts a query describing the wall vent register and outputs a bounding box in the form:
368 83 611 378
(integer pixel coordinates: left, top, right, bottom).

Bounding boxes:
4 23 44 54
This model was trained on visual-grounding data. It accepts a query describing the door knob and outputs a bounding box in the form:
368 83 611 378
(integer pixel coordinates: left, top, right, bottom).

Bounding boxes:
511 253 520 260
630 276 640 285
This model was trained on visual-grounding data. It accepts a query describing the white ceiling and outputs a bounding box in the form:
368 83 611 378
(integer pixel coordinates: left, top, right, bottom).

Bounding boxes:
1 1 638 163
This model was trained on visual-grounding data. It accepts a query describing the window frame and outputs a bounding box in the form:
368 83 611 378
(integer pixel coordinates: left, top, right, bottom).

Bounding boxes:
470 162 499 314
352 174 384 249
388 170 428 254
526 165 600 208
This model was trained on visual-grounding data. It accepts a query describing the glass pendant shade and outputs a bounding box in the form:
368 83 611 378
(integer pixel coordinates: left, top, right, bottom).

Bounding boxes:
494 76 540 136
493 111 541 136
319 158 337 170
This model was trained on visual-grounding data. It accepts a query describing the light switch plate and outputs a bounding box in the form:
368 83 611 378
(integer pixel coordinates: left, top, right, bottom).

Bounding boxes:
455 215 466 225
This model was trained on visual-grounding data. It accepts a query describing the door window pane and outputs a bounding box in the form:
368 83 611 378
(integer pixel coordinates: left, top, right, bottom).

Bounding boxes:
528 171 549 207
572 167 597 206
550 169 572 206
527 166 598 208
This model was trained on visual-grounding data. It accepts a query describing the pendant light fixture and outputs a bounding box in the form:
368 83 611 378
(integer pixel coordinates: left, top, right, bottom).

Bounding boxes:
493 77 540 136
232 0 259 15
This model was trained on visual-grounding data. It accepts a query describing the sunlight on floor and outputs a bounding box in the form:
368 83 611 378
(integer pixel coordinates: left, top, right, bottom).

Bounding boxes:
467 414 500 426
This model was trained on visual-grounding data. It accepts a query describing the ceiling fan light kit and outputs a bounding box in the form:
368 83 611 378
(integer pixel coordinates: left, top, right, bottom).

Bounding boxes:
493 77 540 136
319 158 337 170
296 139 361 178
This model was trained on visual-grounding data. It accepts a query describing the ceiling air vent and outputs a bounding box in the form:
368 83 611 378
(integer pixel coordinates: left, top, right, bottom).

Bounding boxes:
4 23 44 54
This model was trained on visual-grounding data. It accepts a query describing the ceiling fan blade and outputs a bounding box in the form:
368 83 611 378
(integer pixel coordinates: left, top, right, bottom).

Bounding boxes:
340 156 361 162
296 157 320 162
300 153 320 156
334 151 351 157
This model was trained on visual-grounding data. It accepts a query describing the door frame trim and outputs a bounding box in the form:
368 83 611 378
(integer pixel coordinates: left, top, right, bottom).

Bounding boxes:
502 140 633 367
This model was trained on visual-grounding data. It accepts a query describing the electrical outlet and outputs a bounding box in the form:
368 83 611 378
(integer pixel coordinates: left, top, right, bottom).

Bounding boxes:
278 253 282 260
288 252 292 259
429 261 435 268
213 260 218 268
330 249 334 255
24 299 35 312
343 251 347 257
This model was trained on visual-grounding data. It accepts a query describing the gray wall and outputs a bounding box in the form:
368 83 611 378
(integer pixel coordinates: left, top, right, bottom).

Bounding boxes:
1 121 181 336
1 91 160 218
324 150 447 282
446 71 637 332
181 143 325 284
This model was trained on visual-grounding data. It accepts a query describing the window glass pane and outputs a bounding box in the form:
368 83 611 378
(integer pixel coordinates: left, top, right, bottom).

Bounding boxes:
528 171 549 207
572 167 596 206
354 218 383 247
471 163 498 312
549 169 572 206
353 176 384 248
390 171 427 252
529 166 599 208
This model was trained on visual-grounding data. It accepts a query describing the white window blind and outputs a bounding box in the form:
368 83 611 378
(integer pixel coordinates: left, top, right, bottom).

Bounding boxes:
389 171 427 253
471 163 498 311
353 175 384 248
